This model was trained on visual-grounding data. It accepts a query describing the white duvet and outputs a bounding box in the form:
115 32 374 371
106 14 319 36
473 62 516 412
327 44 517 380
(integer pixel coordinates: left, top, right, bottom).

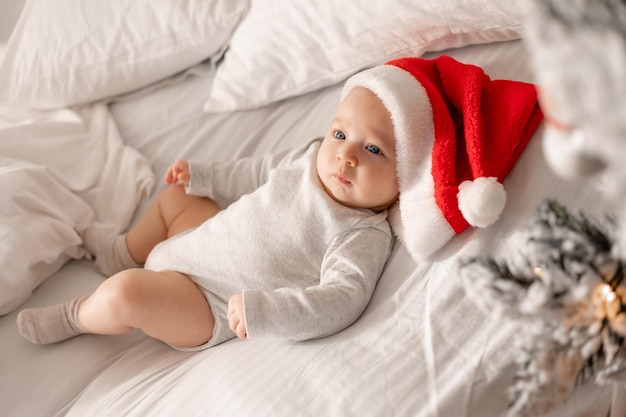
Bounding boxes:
0 104 154 314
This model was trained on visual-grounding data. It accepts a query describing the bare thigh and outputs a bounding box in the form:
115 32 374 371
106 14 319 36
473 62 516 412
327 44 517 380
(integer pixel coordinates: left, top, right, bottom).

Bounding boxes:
159 184 221 238
126 184 221 263
79 268 215 348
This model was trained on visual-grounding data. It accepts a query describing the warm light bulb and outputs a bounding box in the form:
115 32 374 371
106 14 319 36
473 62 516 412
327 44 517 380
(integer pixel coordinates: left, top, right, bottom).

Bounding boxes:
533 266 543 276
600 284 616 302
592 283 621 320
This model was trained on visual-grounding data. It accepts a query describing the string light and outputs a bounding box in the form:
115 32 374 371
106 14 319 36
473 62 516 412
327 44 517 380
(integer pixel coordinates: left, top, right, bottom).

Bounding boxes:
601 284 617 303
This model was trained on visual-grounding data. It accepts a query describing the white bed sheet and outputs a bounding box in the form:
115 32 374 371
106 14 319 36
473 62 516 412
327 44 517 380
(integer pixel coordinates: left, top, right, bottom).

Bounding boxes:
0 39 617 417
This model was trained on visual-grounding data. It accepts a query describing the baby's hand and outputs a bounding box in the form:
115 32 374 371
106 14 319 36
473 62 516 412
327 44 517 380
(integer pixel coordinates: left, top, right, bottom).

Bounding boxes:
227 292 247 340
164 160 190 185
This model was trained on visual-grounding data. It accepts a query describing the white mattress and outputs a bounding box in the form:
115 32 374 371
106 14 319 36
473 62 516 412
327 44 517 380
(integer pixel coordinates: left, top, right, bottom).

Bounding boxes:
0 37 619 416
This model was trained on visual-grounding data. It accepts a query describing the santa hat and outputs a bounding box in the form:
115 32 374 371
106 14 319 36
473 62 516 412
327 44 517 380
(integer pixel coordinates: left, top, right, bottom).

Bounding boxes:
342 56 543 262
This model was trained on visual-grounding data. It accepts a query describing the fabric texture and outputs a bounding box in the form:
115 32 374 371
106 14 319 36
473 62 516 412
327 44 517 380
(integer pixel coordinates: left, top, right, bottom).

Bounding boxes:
16 296 86 344
203 0 529 112
0 0 249 109
0 104 155 315
342 56 543 262
79 227 141 277
144 140 393 347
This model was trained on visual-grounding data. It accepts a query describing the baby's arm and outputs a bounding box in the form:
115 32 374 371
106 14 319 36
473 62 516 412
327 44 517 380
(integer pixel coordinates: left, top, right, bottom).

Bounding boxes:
240 227 393 341
185 141 317 207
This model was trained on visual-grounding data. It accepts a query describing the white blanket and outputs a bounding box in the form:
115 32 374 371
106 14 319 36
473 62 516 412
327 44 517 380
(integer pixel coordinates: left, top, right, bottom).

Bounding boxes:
0 104 154 314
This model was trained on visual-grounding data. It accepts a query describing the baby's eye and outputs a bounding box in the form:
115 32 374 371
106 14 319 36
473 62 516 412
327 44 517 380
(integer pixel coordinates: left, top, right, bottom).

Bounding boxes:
366 144 382 155
334 130 346 140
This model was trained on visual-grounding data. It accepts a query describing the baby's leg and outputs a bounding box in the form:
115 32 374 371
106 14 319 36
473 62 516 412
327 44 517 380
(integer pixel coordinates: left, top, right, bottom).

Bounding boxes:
18 269 215 348
80 268 214 347
83 184 220 276
126 184 221 263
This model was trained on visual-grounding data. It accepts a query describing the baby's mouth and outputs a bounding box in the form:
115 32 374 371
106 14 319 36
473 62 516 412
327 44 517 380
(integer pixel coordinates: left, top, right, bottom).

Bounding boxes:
333 172 351 185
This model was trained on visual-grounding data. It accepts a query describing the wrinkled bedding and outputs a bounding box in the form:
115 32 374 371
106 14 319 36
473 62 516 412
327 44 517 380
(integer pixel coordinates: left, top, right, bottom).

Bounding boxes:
0 104 154 314
0 0 621 415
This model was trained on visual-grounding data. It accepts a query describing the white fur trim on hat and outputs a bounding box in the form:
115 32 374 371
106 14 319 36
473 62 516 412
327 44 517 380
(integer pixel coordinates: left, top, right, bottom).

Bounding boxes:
342 66 455 261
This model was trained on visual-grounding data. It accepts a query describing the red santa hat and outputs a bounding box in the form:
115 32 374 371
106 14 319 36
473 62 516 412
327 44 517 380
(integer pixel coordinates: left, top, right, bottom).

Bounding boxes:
342 56 543 262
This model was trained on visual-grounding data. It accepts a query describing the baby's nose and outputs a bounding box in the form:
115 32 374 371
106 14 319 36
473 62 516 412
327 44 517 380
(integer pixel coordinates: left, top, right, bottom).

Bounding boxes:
336 146 357 166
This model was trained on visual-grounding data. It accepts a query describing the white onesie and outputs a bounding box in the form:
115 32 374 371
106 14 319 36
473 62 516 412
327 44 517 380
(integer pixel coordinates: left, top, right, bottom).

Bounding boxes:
145 139 394 350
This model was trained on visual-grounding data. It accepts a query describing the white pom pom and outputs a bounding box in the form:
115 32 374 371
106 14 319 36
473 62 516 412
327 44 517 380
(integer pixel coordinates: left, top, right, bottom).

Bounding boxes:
457 177 506 228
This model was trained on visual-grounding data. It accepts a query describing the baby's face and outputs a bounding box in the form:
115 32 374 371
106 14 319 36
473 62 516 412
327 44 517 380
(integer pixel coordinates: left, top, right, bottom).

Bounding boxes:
316 87 399 212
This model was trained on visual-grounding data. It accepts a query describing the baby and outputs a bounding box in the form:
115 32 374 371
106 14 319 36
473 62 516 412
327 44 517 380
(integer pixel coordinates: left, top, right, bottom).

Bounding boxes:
16 55 541 349
17 85 398 349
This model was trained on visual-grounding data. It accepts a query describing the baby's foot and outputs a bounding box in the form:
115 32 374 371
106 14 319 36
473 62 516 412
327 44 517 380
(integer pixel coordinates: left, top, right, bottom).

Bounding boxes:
17 297 86 344
78 226 140 276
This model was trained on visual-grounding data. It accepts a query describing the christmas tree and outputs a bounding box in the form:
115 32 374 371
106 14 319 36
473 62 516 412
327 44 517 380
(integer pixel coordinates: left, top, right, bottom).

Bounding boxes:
459 199 626 416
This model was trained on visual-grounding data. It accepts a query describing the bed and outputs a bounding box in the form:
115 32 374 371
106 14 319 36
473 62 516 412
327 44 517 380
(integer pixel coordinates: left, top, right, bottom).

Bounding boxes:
0 1 622 416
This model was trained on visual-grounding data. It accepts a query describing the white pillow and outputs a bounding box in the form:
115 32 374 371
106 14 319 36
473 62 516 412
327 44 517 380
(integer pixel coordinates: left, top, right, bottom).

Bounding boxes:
204 0 529 112
0 0 249 109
